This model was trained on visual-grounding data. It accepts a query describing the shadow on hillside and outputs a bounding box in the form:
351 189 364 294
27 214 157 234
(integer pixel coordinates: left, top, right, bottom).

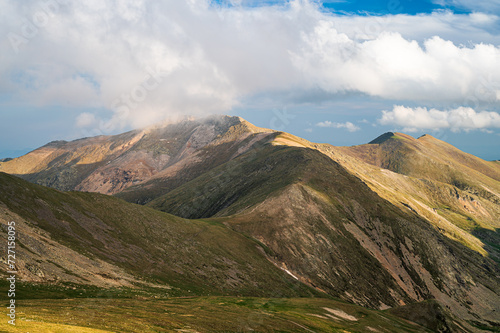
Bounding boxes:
472 228 500 264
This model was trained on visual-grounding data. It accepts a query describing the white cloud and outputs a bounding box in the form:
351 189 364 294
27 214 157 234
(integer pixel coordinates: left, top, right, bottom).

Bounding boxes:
292 27 500 105
378 105 500 131
1 0 500 132
316 121 360 132
76 112 97 128
327 10 500 45
433 0 500 14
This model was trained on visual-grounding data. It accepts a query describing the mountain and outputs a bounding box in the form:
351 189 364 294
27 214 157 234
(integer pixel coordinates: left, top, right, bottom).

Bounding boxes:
1 115 500 331
145 143 500 327
324 132 500 263
0 115 275 200
1 172 446 333
0 171 315 298
341 131 500 192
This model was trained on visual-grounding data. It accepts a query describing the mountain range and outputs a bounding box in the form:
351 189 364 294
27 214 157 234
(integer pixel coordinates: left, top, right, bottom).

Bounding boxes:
1 115 499 332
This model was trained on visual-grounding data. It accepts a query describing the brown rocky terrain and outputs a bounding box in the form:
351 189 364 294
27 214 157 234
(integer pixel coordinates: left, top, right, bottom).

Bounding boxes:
0 116 275 199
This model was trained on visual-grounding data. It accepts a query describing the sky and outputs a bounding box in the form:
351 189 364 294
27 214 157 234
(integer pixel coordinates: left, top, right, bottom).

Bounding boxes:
1 0 499 160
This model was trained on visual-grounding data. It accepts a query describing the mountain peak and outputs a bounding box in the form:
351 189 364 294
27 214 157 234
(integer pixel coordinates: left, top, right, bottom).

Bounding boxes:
0 114 278 194
417 133 441 141
368 132 395 144
42 140 69 148
368 132 419 145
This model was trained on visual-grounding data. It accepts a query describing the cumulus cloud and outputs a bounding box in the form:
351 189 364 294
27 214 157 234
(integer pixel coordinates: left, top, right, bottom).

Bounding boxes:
1 0 500 132
378 105 500 131
292 27 500 104
316 121 360 132
76 112 97 128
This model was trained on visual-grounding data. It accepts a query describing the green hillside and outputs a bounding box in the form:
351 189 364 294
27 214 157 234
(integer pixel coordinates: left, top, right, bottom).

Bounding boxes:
1 297 435 332
145 145 500 327
0 171 314 297
0 172 443 333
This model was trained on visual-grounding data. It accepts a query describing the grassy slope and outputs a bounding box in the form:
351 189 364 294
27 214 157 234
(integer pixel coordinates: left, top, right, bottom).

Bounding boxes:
1 297 431 333
328 133 500 262
338 132 500 198
145 145 500 327
147 144 305 218
0 172 436 333
0 172 316 298
387 299 469 333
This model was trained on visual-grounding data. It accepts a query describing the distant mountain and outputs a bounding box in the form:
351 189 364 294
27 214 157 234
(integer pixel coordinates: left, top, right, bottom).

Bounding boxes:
326 132 500 263
0 116 276 199
1 115 499 331
342 131 500 186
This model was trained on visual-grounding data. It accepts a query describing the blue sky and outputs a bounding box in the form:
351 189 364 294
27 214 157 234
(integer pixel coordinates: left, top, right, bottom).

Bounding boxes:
0 0 499 160
215 0 442 14
322 0 443 14
212 0 487 14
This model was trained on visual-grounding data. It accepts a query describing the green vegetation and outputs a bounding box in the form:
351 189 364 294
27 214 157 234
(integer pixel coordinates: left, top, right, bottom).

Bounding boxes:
144 145 500 326
387 300 464 332
147 145 305 218
0 172 318 298
1 296 430 332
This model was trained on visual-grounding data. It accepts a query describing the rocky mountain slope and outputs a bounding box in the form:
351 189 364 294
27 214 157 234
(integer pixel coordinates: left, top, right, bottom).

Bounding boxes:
147 144 500 328
0 172 313 297
1 115 499 331
318 132 500 264
0 172 451 332
0 116 275 199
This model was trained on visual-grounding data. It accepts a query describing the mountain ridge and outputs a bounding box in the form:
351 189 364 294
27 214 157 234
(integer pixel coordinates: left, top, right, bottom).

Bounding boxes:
0 171 317 297
145 143 500 324
1 115 500 330
0 115 277 196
